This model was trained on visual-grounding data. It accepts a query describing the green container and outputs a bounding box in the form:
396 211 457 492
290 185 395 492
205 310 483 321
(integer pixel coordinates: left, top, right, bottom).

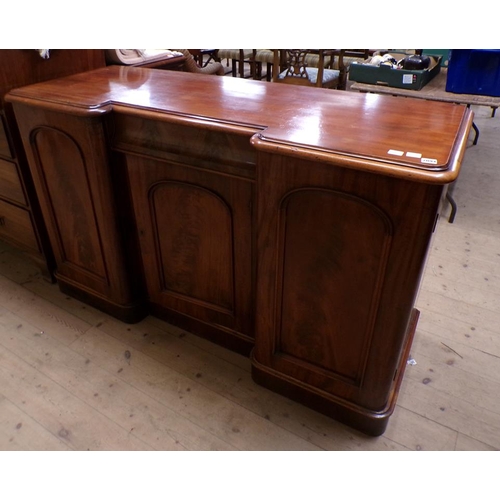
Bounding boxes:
349 54 442 90
422 50 449 67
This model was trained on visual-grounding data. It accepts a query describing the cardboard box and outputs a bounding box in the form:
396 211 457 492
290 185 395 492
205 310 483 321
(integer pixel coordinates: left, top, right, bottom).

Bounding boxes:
349 53 442 90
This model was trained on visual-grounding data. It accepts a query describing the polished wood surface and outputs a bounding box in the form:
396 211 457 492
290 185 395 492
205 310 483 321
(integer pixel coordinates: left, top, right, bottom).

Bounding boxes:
126 148 255 353
7 67 472 435
0 49 106 278
252 151 443 434
7 66 471 178
2 105 500 452
0 158 26 205
11 104 146 323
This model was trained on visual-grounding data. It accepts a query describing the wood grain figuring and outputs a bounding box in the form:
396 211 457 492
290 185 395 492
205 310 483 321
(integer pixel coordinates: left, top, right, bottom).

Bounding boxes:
111 113 258 179
0 159 26 205
151 181 234 312
277 189 392 383
12 104 146 322
0 104 497 450
0 199 39 252
7 67 472 435
6 66 472 179
127 154 254 351
253 151 446 427
31 127 106 278
0 115 12 158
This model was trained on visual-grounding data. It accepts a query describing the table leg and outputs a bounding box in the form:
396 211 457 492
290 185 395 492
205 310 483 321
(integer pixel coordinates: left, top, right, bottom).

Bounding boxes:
446 191 457 223
472 122 479 145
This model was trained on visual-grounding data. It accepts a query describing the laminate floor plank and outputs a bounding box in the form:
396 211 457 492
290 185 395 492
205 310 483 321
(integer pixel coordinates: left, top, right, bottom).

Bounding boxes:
397 378 500 449
416 290 500 356
381 404 458 451
429 221 500 264
455 432 497 451
22 276 110 328
0 395 70 451
0 274 93 346
0 344 153 451
415 308 500 359
0 307 237 451
0 241 110 328
425 248 500 293
70 327 321 451
94 316 407 451
421 273 500 317
405 332 500 415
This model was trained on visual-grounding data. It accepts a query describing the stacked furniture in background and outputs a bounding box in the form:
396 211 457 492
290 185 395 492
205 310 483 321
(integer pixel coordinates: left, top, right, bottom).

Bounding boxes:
216 49 255 78
219 49 371 89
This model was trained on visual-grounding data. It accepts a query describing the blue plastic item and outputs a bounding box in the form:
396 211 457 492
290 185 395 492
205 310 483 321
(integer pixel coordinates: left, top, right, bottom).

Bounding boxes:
446 49 500 97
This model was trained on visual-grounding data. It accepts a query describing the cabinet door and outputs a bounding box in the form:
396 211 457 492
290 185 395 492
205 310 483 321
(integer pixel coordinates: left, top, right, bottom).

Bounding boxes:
127 155 254 350
252 152 442 433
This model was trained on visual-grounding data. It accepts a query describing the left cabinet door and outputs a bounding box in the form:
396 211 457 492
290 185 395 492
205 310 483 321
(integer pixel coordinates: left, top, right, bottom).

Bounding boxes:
11 104 147 323
127 155 255 354
0 49 106 279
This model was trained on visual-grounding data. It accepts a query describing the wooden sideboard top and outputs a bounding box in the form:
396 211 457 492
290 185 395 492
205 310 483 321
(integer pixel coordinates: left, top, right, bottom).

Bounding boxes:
6 65 473 183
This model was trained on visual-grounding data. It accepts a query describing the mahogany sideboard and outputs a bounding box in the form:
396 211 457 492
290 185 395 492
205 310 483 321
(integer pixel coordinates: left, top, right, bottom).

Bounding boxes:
7 66 473 435
0 49 106 278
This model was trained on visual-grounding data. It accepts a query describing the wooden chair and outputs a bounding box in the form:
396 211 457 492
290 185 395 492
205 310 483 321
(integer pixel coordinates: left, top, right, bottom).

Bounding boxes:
331 49 371 89
215 49 255 78
254 49 274 81
271 49 341 89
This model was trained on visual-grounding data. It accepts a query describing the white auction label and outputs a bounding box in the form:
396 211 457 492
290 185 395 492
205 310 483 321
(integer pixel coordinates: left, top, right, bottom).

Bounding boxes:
421 158 438 165
406 151 422 158
388 149 404 156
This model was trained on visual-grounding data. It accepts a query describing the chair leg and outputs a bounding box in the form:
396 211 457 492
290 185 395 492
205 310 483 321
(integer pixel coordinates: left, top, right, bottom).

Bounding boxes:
338 68 347 90
254 61 262 80
266 63 273 81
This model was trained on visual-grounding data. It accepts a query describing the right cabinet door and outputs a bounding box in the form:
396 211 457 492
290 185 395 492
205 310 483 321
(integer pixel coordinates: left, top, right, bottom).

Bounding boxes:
252 152 443 434
126 155 254 354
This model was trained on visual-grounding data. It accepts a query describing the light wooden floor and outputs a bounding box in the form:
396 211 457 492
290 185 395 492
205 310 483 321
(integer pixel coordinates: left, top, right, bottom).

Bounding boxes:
0 104 499 452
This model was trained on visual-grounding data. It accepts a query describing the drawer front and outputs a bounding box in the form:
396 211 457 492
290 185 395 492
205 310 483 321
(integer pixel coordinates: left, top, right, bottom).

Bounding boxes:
0 115 13 158
0 199 40 253
0 158 26 205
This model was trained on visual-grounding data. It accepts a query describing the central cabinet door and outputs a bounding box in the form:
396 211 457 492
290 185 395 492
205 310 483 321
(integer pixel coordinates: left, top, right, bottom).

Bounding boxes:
126 155 254 353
